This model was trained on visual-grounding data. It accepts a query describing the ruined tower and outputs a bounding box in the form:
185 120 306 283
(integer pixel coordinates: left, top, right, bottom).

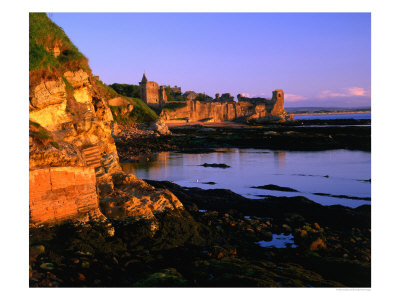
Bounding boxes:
139 73 166 108
271 89 285 115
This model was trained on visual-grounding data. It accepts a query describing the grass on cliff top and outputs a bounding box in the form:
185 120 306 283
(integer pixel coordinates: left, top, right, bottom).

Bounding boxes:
109 96 158 124
29 13 90 84
94 79 158 124
94 79 119 100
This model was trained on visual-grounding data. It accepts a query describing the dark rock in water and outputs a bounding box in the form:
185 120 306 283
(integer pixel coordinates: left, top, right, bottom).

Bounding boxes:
313 192 330 196
200 163 231 168
358 178 371 183
202 182 217 185
145 180 371 230
313 192 371 201
251 184 299 192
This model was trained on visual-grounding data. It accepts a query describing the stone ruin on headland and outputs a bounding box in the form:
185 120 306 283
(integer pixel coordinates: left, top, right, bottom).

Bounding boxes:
139 73 292 123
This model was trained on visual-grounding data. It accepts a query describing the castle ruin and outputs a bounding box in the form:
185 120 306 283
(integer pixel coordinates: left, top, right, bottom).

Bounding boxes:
138 73 290 122
139 73 168 108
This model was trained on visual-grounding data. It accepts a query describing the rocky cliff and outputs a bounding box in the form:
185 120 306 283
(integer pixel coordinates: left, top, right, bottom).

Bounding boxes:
29 13 183 226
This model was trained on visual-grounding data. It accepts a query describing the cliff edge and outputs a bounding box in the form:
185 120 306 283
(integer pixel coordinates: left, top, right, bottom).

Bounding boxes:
29 13 183 226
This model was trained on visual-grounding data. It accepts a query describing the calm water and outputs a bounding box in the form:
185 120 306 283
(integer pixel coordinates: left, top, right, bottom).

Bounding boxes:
121 149 371 208
292 112 371 120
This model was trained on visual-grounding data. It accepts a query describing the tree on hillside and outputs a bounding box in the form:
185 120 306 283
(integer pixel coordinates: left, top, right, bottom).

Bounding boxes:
110 83 140 98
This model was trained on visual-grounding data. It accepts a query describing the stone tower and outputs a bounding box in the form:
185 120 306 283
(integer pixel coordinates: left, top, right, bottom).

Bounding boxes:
139 73 166 108
271 89 285 115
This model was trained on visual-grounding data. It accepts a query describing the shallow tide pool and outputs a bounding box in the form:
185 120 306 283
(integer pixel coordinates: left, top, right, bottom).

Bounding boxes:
255 234 298 249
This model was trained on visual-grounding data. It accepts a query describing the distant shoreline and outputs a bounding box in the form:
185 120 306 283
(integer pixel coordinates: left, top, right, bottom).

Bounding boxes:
291 110 371 116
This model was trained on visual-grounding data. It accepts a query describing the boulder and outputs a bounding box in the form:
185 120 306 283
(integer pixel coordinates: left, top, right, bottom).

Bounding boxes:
149 119 171 135
107 97 130 106
99 173 184 220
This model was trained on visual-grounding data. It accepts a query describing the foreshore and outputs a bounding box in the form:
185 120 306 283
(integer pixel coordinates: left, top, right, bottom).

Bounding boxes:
115 119 371 161
30 118 371 287
29 180 370 287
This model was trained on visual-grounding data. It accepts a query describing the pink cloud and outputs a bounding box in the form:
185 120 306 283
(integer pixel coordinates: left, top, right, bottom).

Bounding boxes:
285 93 308 102
348 87 367 96
318 87 369 99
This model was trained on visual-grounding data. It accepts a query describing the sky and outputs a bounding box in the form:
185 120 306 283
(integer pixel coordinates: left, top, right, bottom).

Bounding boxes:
50 13 371 107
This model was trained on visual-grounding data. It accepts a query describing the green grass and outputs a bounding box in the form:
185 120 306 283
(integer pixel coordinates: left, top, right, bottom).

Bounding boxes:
29 13 90 75
50 141 60 149
109 83 141 98
109 96 158 124
29 13 158 125
94 79 119 99
29 120 41 128
31 128 51 140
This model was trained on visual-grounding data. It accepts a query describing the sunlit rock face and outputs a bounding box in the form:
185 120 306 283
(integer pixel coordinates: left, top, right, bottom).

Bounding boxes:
29 69 120 174
29 167 106 226
29 14 185 227
29 68 122 226
98 173 184 220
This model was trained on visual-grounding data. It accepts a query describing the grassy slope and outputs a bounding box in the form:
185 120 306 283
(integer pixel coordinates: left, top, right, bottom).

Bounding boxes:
109 96 158 124
29 13 90 82
95 80 158 123
29 13 158 124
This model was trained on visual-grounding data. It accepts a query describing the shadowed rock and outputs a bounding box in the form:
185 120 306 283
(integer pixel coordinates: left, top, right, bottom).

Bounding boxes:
200 163 231 168
251 184 299 192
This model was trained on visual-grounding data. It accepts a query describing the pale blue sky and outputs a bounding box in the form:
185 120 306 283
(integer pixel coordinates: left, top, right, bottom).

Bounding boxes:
50 13 371 107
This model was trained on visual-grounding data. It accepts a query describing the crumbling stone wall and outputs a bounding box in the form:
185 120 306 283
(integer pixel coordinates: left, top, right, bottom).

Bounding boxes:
161 89 290 123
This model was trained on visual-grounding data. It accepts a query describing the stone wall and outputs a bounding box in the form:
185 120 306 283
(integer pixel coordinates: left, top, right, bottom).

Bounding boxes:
29 167 104 226
161 99 289 123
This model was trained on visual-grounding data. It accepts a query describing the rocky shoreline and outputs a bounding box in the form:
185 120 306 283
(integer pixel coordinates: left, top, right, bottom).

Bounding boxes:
115 119 371 161
29 180 370 287
30 119 371 287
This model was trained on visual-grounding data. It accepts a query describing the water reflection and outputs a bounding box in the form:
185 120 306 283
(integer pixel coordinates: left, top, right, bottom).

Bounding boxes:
274 152 286 169
121 148 371 208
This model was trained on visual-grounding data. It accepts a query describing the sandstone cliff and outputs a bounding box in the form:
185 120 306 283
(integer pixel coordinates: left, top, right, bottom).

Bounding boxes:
29 13 183 226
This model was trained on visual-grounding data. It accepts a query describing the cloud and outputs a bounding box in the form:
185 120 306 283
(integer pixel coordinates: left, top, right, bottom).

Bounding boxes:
240 93 251 98
348 87 367 96
285 93 308 102
318 87 369 99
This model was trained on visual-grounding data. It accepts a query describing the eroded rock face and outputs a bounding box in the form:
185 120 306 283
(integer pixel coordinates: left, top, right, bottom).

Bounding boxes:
29 68 186 227
30 78 67 110
29 69 120 173
29 69 123 226
29 167 106 226
63 69 90 89
98 173 184 220
29 142 84 170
